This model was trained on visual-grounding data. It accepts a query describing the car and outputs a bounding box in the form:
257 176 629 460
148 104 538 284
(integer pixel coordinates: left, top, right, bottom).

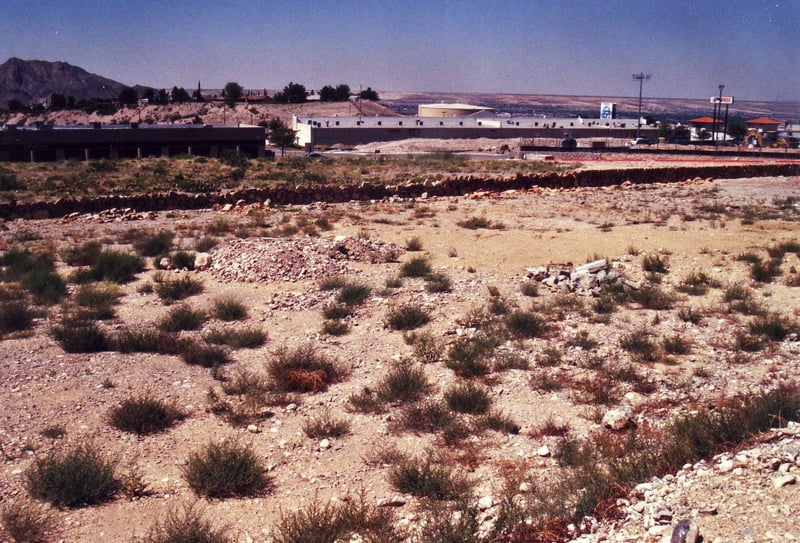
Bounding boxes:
628 137 652 146
303 152 325 158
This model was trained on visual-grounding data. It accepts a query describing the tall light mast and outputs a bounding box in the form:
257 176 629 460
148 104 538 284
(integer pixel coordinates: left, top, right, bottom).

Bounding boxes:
632 72 651 139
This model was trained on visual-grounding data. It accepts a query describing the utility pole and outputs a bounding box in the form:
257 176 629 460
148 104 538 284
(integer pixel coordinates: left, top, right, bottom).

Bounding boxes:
632 73 651 139
713 84 724 144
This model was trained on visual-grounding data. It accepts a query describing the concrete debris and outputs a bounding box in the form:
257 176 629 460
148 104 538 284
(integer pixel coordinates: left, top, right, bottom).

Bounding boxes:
526 258 621 296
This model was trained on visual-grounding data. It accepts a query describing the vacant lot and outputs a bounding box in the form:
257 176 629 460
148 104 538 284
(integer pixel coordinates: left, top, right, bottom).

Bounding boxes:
1 159 799 541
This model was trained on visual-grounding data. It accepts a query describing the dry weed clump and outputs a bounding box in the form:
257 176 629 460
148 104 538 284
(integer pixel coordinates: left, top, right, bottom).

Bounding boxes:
267 343 348 393
140 504 229 543
1 499 56 543
183 439 270 499
388 450 473 501
109 396 186 435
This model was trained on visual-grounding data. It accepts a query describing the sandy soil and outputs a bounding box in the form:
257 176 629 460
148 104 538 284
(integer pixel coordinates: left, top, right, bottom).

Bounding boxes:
1 169 799 542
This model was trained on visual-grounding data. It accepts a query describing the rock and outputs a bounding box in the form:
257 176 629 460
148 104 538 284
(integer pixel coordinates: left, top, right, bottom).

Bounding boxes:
602 407 633 431
537 444 551 457
319 438 330 450
669 516 703 541
718 459 734 473
194 252 211 270
477 495 495 510
772 474 796 488
246 424 259 433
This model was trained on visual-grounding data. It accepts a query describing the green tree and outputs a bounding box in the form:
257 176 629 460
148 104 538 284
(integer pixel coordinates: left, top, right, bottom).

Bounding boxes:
142 88 156 103
359 87 380 101
658 122 674 141
49 93 67 110
727 120 748 141
118 87 138 106
171 86 191 103
319 84 350 102
273 82 307 104
267 117 297 156
223 81 243 106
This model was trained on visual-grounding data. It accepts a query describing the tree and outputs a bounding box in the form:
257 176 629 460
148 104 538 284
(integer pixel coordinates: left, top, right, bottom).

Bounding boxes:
223 82 243 106
267 117 297 156
49 93 67 110
171 86 191 103
273 82 307 104
157 89 169 104
319 84 350 102
727 120 748 141
7 99 27 113
359 87 380 101
118 87 138 106
142 88 156 103
657 122 674 141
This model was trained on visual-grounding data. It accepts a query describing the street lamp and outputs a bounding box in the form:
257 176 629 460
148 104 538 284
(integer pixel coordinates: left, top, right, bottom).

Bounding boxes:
632 73 651 139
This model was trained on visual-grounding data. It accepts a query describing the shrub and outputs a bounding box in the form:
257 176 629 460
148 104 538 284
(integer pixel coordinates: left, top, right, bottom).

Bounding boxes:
62 241 103 267
677 306 703 324
736 250 762 264
628 285 675 310
272 493 398 543
506 310 546 339
181 342 231 368
751 259 782 283
0 247 54 281
267 343 347 393
111 327 180 354
321 319 350 336
400 256 432 278
0 298 36 336
50 316 109 353
1 499 55 543
109 396 186 435
642 254 668 273
170 251 196 271
676 270 720 296
210 295 248 321
520 281 538 297
405 236 423 251
302 411 351 439
446 334 495 378
444 382 491 415
388 452 472 501
347 388 385 414
134 231 174 257
322 302 353 320
456 216 502 230
479 410 520 434
183 440 270 498
662 334 692 355
318 275 348 291
158 304 207 332
405 329 444 363
425 272 452 293
82 250 145 284
142 504 229 543
25 443 118 507
377 362 430 403
337 281 372 306
492 350 530 371
39 425 66 439
749 313 794 341
21 269 67 305
620 329 660 362
195 236 219 253
204 326 267 349
156 275 204 304
75 281 123 309
398 400 458 435
386 303 431 330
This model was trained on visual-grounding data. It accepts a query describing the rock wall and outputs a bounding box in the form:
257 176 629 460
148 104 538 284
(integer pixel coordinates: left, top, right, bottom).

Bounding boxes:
1 163 797 220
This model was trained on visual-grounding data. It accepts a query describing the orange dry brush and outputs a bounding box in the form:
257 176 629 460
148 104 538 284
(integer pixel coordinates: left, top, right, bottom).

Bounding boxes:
283 369 328 392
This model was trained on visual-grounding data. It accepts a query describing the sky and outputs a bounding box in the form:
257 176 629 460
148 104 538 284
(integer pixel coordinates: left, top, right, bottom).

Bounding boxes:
1 0 798 101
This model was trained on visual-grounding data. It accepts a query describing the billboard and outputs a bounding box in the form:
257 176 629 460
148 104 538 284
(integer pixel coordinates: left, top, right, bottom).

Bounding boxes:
600 102 617 119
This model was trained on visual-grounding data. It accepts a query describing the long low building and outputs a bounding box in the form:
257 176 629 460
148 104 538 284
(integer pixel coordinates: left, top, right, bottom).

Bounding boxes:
0 123 267 162
292 114 657 149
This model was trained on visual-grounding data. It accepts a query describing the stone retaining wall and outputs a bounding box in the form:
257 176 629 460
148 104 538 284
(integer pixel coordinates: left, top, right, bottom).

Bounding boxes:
1 163 797 220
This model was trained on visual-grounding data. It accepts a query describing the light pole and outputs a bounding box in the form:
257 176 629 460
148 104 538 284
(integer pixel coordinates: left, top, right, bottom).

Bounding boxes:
712 84 724 144
632 73 651 139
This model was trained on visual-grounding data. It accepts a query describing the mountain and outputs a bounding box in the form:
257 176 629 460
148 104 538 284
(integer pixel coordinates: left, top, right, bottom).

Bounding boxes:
0 57 128 105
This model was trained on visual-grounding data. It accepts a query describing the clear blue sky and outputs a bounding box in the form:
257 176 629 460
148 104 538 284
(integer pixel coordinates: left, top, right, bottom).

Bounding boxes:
1 0 798 101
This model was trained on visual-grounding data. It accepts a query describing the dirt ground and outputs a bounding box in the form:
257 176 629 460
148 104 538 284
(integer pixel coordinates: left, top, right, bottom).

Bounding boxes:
1 166 799 542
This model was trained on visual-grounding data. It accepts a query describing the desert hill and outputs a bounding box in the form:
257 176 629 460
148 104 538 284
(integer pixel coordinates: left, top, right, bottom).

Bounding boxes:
0 57 129 104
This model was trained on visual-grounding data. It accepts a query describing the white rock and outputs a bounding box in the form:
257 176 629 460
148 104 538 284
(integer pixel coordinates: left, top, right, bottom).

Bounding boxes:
773 474 797 488
537 444 551 457
319 438 331 450
478 495 495 510
246 424 259 433
602 407 632 431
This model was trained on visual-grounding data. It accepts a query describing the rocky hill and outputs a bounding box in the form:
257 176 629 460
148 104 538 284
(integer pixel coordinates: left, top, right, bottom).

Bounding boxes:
0 57 127 104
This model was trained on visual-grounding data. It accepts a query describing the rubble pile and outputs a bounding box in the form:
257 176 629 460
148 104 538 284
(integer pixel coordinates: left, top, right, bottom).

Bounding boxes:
209 235 404 283
526 258 633 297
